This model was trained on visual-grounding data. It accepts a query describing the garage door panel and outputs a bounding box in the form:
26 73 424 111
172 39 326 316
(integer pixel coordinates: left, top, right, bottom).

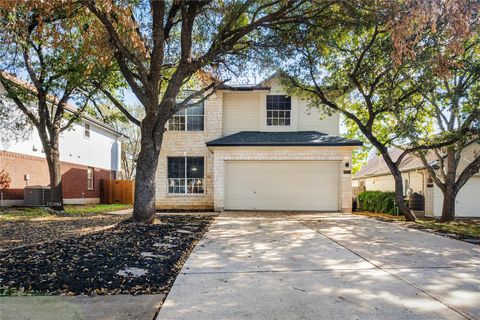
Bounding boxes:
225 161 340 211
455 177 480 217
433 176 480 217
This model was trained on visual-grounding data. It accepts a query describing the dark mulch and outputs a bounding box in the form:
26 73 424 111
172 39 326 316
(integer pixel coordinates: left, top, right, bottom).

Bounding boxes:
0 215 213 295
0 214 125 250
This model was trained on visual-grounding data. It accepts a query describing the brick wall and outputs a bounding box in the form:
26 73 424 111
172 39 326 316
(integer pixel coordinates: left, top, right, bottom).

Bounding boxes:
0 151 112 200
0 188 23 200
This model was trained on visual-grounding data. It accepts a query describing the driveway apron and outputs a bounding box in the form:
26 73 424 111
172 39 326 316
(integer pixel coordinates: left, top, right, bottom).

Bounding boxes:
157 212 480 320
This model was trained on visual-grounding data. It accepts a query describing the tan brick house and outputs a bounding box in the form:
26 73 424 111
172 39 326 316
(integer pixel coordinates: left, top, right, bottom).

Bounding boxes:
155 75 362 212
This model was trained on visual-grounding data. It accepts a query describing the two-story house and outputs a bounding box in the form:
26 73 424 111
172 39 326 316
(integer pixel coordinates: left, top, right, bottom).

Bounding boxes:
155 75 362 212
0 81 122 206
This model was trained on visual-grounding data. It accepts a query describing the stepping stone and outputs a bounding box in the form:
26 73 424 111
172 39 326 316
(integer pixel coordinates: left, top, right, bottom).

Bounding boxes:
153 243 176 249
141 252 166 259
117 267 148 277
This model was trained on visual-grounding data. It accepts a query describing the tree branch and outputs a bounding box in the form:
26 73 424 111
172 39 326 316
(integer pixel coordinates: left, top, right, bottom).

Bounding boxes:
172 79 229 114
0 75 39 127
455 151 480 191
92 81 141 126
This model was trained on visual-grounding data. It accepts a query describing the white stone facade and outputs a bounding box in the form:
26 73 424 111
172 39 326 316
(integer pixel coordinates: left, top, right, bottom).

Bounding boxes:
155 92 222 209
155 78 358 212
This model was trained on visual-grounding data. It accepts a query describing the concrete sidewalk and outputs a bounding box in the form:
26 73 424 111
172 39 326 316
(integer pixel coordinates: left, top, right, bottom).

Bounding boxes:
0 294 164 320
157 212 480 320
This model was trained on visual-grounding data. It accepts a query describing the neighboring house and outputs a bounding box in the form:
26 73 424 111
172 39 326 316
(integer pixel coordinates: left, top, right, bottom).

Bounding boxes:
353 145 480 218
0 81 122 206
155 75 362 212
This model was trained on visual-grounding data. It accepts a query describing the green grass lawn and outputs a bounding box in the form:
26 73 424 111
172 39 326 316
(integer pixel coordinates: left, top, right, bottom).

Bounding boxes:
354 211 480 239
0 204 132 221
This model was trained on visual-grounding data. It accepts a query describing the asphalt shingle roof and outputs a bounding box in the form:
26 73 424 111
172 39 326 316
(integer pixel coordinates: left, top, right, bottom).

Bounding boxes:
206 131 363 147
217 84 271 91
354 148 438 179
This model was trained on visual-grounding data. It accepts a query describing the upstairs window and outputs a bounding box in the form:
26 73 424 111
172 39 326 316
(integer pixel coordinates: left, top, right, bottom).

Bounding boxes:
168 157 204 194
267 95 291 126
84 123 91 138
168 102 204 131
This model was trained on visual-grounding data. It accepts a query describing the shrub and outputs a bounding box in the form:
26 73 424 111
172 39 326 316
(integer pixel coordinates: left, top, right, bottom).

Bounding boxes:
0 169 11 189
357 191 398 214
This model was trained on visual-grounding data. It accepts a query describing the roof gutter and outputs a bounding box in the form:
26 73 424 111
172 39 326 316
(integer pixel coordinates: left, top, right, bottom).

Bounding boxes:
206 143 363 147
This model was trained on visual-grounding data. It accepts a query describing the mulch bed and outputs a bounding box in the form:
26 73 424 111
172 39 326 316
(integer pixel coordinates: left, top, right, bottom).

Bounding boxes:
0 214 125 250
0 215 213 295
402 222 480 245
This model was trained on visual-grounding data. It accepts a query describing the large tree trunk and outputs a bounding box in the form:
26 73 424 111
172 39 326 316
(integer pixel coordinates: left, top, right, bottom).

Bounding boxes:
38 126 64 212
132 117 164 223
378 149 417 222
440 184 456 222
45 146 64 211
440 150 457 222
392 170 416 221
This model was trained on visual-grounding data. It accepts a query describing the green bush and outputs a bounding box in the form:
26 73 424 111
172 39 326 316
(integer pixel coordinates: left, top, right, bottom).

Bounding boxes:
357 191 398 214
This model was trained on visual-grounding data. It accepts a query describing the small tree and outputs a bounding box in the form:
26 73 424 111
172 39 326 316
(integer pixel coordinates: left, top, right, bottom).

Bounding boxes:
114 109 142 180
0 3 111 211
93 102 142 180
0 170 11 189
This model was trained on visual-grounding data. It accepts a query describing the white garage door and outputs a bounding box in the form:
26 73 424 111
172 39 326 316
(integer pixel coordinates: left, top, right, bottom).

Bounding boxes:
434 176 480 217
224 160 340 211
455 176 480 217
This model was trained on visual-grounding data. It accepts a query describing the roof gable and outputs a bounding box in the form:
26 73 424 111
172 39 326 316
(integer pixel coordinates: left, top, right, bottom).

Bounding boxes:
354 148 438 179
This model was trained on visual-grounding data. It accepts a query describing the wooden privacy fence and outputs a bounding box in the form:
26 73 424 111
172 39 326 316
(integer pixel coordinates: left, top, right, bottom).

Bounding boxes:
101 180 134 204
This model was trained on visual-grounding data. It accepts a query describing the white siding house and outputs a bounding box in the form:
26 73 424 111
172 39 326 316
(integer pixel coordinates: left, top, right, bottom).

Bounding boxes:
0 81 122 206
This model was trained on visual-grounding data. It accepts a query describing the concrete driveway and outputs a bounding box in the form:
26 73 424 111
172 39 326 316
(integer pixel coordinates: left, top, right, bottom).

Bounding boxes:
157 212 480 320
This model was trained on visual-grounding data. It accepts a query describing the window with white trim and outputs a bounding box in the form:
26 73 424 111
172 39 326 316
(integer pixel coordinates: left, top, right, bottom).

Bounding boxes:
87 167 94 190
266 95 291 126
168 102 204 131
84 123 91 138
168 157 204 194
